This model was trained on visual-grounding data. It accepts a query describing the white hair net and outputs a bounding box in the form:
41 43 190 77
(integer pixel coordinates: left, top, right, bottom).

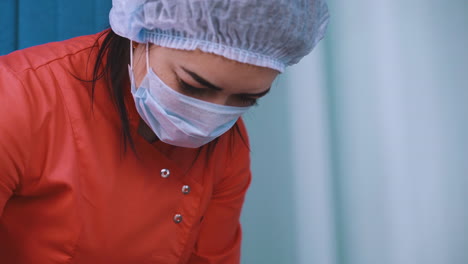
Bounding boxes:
109 0 329 72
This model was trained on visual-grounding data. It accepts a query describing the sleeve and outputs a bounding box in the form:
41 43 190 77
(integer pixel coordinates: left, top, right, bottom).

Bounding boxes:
187 122 252 264
0 65 32 216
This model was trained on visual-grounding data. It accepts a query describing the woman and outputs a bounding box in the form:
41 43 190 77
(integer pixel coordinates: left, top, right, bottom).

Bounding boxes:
0 0 328 263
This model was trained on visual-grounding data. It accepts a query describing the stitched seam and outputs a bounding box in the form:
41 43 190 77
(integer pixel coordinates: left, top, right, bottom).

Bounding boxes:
1 65 32 190
47 65 85 264
15 45 96 75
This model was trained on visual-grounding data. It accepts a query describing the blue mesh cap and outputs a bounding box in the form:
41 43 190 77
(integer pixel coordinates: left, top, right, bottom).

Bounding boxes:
109 0 329 72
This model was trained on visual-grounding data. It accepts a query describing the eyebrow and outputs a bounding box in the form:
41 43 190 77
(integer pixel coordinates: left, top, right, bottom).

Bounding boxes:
181 67 271 97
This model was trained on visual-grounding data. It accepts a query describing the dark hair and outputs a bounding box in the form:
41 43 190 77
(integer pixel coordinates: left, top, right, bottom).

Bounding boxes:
88 29 134 152
86 29 246 155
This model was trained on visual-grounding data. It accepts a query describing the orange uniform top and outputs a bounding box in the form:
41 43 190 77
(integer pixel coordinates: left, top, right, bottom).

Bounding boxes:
0 32 251 264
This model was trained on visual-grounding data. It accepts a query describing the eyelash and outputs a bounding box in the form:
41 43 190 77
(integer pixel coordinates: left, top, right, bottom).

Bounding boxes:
240 97 258 106
179 80 205 95
179 80 259 107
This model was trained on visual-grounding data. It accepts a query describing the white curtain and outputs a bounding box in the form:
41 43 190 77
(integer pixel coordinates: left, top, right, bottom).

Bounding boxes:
241 1 468 263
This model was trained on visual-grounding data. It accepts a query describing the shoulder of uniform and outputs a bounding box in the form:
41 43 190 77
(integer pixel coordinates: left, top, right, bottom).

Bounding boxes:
0 30 107 74
235 117 250 145
216 117 250 162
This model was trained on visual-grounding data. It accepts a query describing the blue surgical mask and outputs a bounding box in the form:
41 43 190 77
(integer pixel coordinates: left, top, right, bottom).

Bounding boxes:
129 43 250 148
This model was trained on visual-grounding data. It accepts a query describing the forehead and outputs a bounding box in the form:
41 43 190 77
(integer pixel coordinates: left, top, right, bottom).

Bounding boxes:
152 46 279 93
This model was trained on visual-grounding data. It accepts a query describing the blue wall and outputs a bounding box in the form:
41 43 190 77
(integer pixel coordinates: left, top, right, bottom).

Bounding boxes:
0 0 111 55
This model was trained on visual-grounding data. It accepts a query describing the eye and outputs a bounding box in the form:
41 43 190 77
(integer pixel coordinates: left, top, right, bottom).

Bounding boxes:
178 79 206 96
179 78 259 107
238 96 259 107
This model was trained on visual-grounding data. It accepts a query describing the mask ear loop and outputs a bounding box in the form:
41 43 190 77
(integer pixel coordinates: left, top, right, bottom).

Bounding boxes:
130 40 134 69
145 42 150 73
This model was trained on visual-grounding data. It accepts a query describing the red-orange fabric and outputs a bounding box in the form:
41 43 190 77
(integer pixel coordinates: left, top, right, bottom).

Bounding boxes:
0 31 251 264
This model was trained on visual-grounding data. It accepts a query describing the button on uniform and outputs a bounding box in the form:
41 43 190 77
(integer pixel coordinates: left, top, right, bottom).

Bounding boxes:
160 169 170 178
181 185 191 195
173 214 183 224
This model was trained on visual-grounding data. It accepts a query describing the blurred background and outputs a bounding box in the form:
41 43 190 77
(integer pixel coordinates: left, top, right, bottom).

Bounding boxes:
1 1 467 264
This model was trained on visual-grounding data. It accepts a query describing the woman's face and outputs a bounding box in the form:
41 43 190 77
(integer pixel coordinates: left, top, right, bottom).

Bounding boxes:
132 44 279 107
